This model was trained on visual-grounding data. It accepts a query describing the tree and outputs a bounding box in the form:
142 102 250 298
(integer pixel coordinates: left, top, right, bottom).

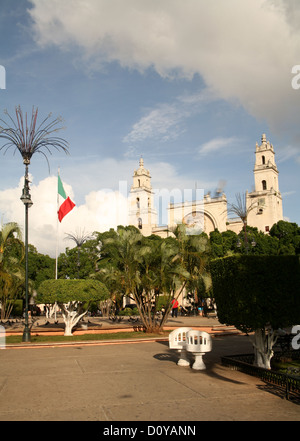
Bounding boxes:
210 255 300 369
37 279 109 335
235 226 279 255
98 226 148 323
138 234 189 331
173 225 211 311
58 234 102 279
98 225 210 332
227 192 257 252
270 220 300 255
64 230 93 278
0 222 25 319
98 226 184 332
28 245 55 289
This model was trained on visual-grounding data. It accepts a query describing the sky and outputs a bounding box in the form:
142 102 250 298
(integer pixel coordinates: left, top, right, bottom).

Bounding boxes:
0 0 300 257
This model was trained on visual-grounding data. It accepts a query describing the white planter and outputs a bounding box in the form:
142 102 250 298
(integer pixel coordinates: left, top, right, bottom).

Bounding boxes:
186 330 212 370
169 327 193 366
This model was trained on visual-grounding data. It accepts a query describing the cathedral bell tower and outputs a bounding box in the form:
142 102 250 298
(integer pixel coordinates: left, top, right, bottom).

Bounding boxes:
253 133 279 193
128 157 157 235
247 134 283 232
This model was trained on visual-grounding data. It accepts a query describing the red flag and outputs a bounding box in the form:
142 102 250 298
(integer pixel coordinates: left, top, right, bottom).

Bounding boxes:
58 196 76 222
57 174 75 222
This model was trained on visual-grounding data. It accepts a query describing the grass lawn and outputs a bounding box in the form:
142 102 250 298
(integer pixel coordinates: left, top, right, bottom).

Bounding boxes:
5 330 170 345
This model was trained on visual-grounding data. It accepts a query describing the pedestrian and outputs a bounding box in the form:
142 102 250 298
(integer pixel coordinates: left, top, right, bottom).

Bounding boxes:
171 298 179 318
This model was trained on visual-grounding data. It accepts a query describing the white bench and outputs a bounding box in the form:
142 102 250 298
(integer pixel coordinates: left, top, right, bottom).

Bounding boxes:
186 330 212 370
169 327 192 366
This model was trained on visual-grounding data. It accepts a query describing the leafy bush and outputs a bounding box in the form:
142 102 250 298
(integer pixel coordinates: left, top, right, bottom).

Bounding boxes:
37 279 109 304
118 307 134 316
118 307 139 316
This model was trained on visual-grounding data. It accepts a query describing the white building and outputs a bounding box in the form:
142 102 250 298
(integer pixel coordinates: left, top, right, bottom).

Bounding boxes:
129 134 283 237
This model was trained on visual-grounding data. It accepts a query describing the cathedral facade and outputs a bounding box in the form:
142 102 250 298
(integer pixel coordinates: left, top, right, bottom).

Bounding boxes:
128 134 283 237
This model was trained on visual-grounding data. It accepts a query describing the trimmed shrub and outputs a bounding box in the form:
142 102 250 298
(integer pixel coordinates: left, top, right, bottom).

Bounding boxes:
210 255 300 333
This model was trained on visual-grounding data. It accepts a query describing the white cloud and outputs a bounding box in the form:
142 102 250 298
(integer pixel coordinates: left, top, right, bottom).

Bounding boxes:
0 157 214 256
281 191 296 198
276 145 300 163
28 0 300 137
0 175 129 257
123 103 187 145
123 89 215 151
198 137 240 156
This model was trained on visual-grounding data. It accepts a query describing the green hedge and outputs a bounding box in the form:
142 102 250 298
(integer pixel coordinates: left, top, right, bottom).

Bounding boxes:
210 255 300 332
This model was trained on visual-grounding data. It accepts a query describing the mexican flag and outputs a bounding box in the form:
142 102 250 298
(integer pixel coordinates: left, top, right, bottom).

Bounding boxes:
57 174 75 222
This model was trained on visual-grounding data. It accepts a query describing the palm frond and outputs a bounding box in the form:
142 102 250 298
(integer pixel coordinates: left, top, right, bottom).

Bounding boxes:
227 192 257 223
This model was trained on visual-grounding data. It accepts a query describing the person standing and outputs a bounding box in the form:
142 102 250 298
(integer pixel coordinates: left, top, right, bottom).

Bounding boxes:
171 298 179 318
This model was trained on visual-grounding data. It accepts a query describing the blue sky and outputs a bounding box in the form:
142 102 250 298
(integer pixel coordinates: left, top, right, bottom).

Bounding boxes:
0 0 300 256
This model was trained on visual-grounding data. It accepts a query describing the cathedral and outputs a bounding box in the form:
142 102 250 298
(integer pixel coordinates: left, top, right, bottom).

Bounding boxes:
128 134 283 237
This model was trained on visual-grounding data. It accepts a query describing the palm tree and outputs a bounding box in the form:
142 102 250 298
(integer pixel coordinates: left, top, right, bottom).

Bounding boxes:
0 222 25 319
0 106 69 340
227 192 257 250
172 224 211 314
99 226 152 329
65 229 93 278
153 237 190 330
99 226 191 332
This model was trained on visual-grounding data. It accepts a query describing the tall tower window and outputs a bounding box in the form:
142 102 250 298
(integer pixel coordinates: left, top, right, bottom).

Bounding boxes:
262 180 267 190
136 197 140 208
138 179 140 187
262 156 265 165
138 218 142 229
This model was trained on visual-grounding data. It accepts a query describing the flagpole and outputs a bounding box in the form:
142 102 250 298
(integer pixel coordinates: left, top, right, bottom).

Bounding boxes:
55 167 60 280
54 167 60 321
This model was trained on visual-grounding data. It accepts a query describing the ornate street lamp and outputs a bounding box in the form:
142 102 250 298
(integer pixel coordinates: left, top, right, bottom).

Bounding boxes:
0 106 69 341
20 161 33 341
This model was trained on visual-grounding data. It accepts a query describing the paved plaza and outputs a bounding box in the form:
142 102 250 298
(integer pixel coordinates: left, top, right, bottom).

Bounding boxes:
0 331 299 422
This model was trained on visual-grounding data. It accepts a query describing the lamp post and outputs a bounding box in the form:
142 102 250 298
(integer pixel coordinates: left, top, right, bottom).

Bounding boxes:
20 159 33 342
0 106 69 340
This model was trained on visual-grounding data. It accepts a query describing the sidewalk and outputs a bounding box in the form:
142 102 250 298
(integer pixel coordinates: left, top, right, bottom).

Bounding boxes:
0 331 299 421
4 314 233 336
3 315 241 348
